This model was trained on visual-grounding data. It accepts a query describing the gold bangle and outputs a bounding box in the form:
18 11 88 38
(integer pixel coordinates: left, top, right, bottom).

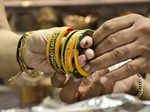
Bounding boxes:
46 30 57 72
49 31 60 72
18 32 44 78
137 77 144 98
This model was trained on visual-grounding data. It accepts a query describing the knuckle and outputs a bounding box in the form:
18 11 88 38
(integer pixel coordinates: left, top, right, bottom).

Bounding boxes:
136 24 150 34
102 21 114 31
106 35 117 45
139 46 150 53
128 13 143 19
112 49 124 61
125 63 138 74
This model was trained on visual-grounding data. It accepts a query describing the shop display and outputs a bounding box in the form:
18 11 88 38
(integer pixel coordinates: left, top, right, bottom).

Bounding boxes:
37 7 58 29
63 14 99 29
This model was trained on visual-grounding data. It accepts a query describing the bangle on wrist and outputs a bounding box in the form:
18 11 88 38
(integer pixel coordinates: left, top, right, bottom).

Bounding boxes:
136 75 144 98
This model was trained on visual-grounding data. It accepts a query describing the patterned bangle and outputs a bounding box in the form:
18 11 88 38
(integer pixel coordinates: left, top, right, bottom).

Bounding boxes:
74 29 94 77
49 31 60 72
137 77 144 98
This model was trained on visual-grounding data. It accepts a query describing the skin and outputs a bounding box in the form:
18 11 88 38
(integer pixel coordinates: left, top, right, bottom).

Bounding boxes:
59 14 150 103
86 14 150 92
1 0 150 103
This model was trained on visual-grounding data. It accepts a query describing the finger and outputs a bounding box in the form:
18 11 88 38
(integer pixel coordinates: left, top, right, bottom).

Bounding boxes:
89 42 141 73
80 36 93 48
79 69 109 100
60 77 81 103
85 48 95 60
95 27 137 56
100 57 144 88
51 72 66 88
78 54 87 67
93 14 140 45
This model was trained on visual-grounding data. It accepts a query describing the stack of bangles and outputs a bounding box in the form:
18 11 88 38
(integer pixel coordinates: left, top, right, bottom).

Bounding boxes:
16 27 144 98
46 27 94 78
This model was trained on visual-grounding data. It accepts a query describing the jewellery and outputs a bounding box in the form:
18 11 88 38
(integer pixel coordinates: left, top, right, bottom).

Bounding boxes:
61 30 78 73
74 29 94 77
17 32 44 78
65 31 80 73
137 76 144 98
46 28 94 78
55 27 74 73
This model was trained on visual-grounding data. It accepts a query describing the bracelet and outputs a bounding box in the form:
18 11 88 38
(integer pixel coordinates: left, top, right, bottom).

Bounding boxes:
55 27 74 73
65 31 81 73
74 29 94 77
137 76 144 98
16 32 44 78
49 31 60 72
61 30 78 73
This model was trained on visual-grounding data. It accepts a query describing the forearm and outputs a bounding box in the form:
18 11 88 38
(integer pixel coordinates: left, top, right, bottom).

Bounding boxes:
0 0 10 30
0 30 20 79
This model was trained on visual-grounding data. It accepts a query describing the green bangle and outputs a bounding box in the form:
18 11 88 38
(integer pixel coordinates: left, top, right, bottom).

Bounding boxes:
74 29 94 77
61 30 78 74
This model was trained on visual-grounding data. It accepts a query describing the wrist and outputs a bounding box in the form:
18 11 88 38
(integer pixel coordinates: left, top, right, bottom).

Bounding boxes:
128 75 139 96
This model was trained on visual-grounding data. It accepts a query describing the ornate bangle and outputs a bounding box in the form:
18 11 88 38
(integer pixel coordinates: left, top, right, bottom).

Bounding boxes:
137 76 144 98
74 29 94 77
49 31 60 72
17 32 44 78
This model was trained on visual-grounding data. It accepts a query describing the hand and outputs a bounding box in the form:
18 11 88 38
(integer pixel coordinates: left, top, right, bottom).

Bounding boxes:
59 69 109 103
82 14 150 89
21 28 95 86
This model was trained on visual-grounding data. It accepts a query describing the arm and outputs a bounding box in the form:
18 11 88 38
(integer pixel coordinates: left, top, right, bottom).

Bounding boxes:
130 74 150 100
0 0 10 30
0 0 20 79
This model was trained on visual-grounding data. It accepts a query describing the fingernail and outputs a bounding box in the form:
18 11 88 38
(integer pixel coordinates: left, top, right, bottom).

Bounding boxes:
83 65 90 72
84 41 89 48
85 49 95 60
78 55 87 67
100 77 108 85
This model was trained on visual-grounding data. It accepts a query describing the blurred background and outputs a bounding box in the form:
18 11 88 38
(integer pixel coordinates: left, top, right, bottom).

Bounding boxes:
1 0 150 110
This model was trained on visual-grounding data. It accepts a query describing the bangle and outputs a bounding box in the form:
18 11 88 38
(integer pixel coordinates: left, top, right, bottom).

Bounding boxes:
137 76 144 98
61 30 78 73
16 32 44 77
65 31 81 73
55 27 74 73
74 29 94 77
49 31 60 72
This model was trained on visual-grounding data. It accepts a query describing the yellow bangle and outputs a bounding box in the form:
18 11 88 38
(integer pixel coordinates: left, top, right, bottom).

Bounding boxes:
74 29 94 77
65 31 81 73
61 30 77 73
55 27 74 73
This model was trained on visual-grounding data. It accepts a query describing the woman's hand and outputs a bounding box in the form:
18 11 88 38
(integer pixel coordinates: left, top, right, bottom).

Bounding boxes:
21 28 95 86
81 14 150 89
